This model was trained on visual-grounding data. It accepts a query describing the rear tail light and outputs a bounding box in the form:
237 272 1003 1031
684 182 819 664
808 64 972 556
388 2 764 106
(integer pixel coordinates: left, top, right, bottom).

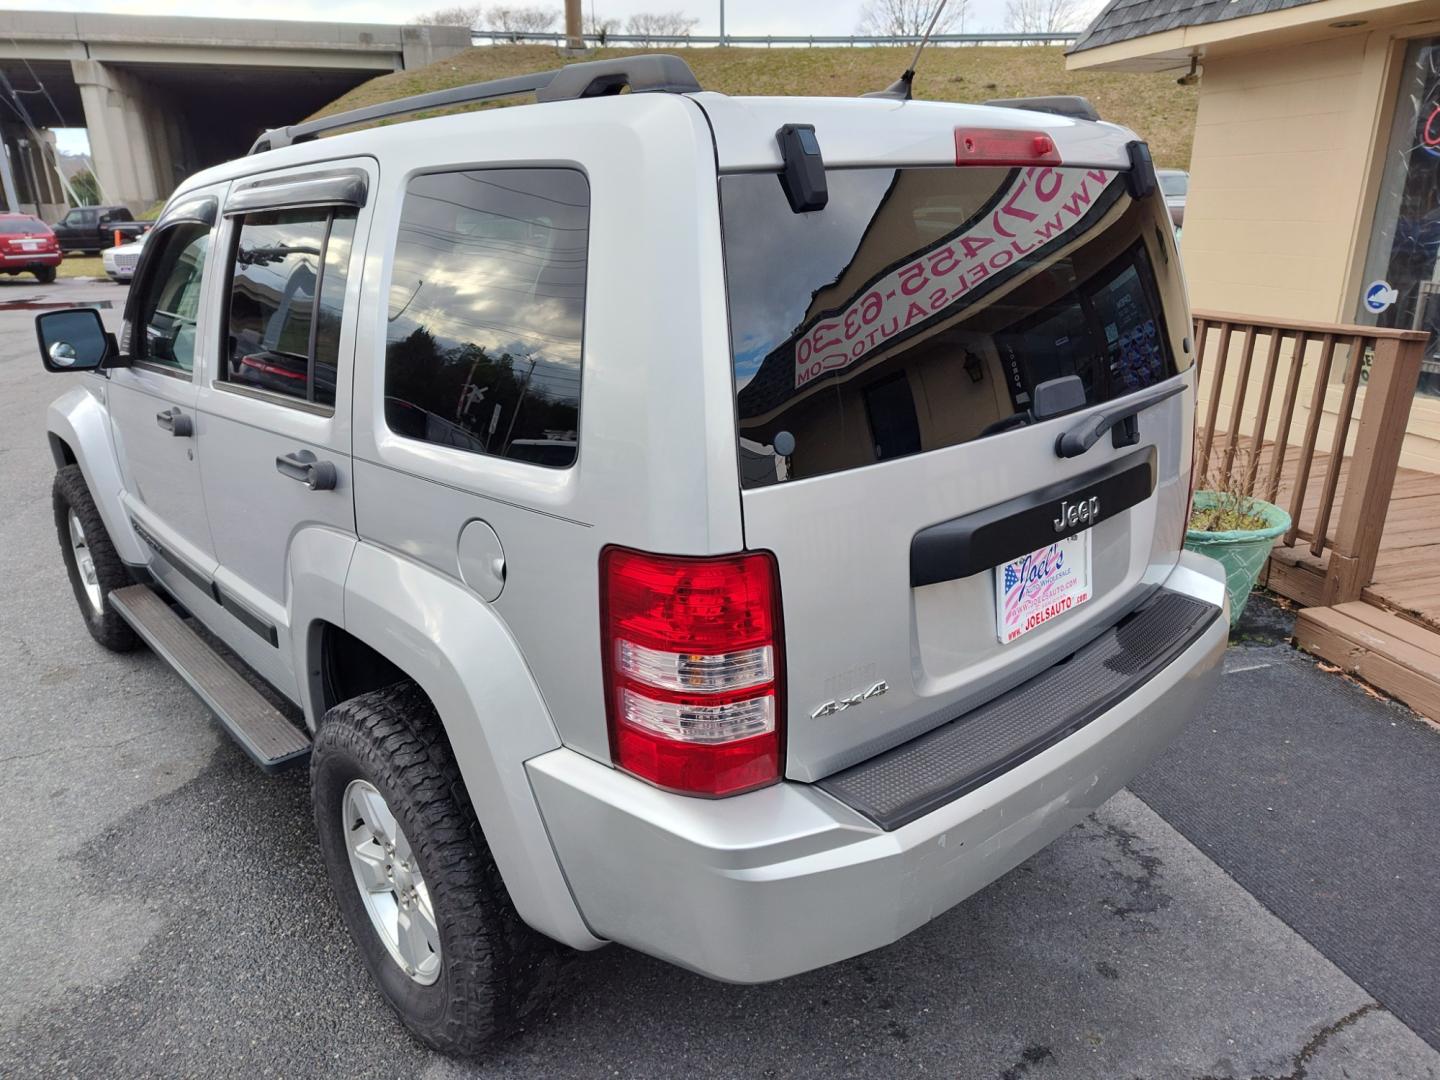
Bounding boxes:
600 546 783 797
954 127 1060 167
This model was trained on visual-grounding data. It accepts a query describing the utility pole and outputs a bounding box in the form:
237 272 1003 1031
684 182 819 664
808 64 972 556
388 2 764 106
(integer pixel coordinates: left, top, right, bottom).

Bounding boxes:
720 0 726 45
499 356 539 455
564 0 583 50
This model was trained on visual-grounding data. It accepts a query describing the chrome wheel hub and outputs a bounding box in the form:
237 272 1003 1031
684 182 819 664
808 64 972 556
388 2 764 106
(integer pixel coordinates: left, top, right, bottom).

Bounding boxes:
342 779 441 985
67 509 102 614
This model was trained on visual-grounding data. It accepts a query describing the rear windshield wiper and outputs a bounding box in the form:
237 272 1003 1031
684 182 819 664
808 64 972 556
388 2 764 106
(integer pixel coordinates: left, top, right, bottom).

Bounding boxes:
1055 382 1187 458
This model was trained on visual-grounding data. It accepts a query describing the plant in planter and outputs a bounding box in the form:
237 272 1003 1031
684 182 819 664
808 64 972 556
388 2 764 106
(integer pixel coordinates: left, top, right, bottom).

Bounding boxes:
1184 452 1292 628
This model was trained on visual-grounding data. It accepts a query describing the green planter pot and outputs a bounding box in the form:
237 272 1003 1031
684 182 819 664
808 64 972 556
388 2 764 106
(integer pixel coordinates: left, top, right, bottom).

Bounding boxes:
1183 492 1292 628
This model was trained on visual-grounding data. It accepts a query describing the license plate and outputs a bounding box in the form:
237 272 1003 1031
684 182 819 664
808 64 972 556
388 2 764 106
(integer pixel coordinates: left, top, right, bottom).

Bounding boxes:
995 532 1092 643
19 240 40 251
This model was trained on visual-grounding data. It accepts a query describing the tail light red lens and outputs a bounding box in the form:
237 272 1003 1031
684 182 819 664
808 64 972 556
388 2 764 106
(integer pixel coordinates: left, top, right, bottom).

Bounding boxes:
600 546 783 797
954 127 1060 167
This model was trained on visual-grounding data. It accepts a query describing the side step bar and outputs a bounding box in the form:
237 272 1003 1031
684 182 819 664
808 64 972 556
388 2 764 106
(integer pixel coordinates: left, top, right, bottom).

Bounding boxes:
109 584 311 770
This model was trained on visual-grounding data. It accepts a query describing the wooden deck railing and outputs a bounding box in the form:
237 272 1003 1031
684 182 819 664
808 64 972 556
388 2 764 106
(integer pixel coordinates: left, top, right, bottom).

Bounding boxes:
1190 309 1427 606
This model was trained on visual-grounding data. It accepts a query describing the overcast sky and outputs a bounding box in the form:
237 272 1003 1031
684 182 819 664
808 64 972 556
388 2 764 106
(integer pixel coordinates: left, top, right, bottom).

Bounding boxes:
8 0 1049 37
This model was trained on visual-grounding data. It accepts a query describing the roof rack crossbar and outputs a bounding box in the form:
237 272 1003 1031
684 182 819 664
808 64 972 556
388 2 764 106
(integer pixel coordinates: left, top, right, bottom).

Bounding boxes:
249 55 702 155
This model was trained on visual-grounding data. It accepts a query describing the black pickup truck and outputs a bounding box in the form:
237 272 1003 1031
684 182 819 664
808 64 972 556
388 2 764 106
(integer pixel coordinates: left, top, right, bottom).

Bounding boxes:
51 205 148 254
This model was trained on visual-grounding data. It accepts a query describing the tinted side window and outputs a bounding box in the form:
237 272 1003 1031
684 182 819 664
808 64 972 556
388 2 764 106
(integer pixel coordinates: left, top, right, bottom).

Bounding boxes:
384 168 588 467
222 208 355 408
133 222 212 374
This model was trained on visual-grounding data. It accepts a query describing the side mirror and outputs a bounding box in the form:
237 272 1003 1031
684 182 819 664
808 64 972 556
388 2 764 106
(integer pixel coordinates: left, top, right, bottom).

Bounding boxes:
36 308 119 373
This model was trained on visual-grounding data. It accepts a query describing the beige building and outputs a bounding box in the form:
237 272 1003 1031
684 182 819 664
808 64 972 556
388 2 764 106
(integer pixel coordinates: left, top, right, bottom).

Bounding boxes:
1069 0 1440 472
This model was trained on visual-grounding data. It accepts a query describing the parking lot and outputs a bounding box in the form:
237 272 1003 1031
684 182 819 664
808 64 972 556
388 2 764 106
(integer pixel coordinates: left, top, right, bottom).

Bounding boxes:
1 275 1437 1079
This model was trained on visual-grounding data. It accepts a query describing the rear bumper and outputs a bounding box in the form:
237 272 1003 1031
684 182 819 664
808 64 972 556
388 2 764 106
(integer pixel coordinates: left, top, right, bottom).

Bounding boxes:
527 551 1227 983
1 251 61 268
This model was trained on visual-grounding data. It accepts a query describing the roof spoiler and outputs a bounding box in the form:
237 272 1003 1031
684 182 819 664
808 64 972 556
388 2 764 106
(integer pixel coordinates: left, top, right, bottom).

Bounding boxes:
249 54 702 155
981 95 1101 123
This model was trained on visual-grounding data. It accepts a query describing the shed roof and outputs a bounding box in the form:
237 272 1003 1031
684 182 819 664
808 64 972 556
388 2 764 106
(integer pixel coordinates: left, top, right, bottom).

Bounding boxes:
1068 0 1321 53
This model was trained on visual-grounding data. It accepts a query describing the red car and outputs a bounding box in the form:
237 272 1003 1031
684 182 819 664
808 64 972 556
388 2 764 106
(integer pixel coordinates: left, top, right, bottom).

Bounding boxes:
0 213 62 283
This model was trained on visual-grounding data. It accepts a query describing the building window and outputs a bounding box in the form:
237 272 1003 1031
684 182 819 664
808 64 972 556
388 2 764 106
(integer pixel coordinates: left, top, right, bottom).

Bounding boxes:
1356 36 1440 398
383 168 588 468
222 208 356 408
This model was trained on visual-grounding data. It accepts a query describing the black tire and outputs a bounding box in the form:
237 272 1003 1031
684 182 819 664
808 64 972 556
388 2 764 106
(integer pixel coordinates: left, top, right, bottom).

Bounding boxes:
312 683 566 1056
33 266 56 284
52 464 138 652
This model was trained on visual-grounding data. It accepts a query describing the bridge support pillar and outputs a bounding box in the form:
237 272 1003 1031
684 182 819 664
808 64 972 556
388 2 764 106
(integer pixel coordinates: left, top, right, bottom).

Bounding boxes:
72 59 188 213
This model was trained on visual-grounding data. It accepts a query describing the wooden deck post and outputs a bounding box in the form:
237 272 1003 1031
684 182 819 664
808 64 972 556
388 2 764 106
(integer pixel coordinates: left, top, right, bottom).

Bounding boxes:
1321 335 1426 605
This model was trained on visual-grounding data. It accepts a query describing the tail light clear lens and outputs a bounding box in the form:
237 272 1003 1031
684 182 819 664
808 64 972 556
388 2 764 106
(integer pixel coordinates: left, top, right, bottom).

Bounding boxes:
601 547 783 797
615 640 774 692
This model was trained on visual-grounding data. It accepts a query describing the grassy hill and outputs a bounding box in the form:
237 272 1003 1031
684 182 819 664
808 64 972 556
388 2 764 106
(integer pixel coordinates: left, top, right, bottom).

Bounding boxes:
314 45 1197 169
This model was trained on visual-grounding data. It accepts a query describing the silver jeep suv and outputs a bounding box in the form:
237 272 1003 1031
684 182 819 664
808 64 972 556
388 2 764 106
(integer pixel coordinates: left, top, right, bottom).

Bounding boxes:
35 56 1227 1056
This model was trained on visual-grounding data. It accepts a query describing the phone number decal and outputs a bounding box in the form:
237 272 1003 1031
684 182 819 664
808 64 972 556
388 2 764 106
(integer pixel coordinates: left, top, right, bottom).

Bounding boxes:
793 167 1115 389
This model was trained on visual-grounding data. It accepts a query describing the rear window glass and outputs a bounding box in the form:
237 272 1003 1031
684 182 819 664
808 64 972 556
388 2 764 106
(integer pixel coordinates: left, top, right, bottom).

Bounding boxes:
0 217 46 234
721 165 1189 487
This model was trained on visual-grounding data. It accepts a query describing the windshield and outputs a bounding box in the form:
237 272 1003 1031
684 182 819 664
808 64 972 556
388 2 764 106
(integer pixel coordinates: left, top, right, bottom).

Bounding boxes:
721 165 1189 488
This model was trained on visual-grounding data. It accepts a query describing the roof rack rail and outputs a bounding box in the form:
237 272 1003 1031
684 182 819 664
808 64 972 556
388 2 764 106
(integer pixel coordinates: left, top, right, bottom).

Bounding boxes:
249 54 702 155
981 95 1101 123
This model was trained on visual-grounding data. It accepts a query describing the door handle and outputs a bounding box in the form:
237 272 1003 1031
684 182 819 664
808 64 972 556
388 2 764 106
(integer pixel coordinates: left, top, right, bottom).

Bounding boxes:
275 449 338 491
155 408 193 437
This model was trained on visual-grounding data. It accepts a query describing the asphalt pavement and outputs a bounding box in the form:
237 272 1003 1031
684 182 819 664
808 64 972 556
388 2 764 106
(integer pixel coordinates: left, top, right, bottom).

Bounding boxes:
1 276 1437 1079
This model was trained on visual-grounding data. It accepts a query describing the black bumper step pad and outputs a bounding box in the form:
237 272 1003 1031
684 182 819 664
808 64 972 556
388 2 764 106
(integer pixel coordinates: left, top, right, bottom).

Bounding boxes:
816 590 1220 830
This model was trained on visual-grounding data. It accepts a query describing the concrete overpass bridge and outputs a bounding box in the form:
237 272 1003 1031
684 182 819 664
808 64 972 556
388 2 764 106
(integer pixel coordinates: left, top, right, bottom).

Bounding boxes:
0 11 469 217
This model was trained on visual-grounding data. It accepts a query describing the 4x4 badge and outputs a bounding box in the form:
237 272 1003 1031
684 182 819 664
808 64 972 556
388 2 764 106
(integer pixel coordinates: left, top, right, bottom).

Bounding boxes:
811 681 889 719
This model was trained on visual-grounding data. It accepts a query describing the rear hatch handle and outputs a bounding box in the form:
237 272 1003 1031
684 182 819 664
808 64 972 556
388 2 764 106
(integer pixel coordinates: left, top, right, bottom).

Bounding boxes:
1056 383 1186 459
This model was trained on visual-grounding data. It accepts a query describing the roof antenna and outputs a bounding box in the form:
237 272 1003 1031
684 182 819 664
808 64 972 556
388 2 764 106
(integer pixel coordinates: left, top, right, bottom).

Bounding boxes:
863 0 951 101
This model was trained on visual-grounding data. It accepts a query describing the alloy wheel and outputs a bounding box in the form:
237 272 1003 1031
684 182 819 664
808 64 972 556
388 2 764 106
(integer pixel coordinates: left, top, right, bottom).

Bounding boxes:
342 778 442 985
67 509 103 614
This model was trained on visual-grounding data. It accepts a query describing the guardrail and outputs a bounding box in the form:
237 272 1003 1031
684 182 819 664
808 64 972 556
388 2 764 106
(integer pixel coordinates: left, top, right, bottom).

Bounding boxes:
1191 310 1427 606
470 31 1082 48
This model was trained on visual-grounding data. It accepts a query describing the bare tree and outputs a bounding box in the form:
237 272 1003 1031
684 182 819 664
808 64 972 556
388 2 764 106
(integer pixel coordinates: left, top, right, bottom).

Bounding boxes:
412 5 483 27
481 5 560 33
625 11 700 36
856 0 964 36
584 11 622 41
1004 0 1085 33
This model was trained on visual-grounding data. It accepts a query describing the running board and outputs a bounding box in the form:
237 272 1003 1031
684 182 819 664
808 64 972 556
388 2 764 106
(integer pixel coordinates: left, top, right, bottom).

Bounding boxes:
109 584 311 770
